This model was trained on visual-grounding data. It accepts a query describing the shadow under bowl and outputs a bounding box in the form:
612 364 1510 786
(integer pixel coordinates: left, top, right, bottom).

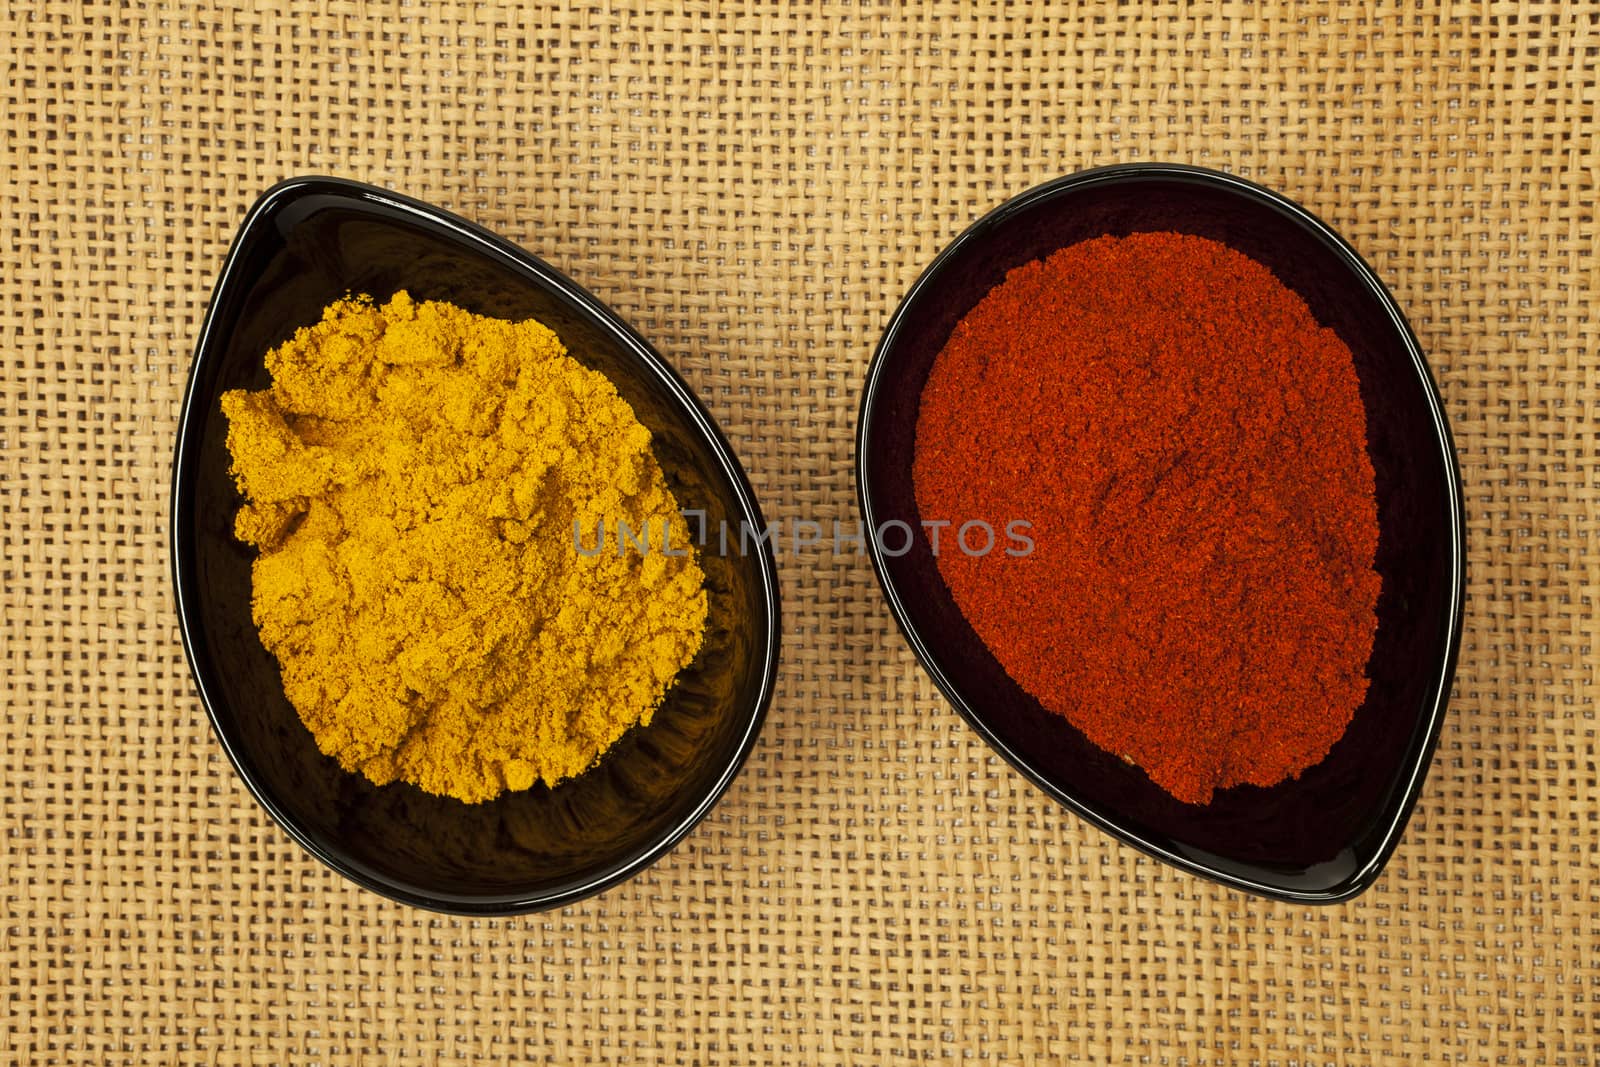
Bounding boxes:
856 163 1465 903
172 177 781 914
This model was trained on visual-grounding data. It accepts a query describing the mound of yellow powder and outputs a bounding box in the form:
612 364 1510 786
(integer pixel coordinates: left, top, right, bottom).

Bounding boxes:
220 291 708 804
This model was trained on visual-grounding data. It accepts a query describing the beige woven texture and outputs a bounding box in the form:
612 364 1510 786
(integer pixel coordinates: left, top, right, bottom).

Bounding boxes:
4 1 1596 1063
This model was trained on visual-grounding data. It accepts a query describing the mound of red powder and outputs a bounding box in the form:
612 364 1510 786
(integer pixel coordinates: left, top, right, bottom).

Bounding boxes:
912 232 1380 805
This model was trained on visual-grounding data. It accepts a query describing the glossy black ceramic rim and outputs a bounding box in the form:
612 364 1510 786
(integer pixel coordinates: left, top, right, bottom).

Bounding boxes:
855 162 1466 903
172 176 783 914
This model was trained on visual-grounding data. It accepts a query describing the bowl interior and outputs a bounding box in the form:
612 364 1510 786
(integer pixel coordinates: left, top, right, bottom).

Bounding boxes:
859 165 1462 901
173 179 779 913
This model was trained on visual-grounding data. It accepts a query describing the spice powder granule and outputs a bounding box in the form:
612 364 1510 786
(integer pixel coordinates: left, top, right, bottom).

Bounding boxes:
913 233 1381 804
221 291 707 804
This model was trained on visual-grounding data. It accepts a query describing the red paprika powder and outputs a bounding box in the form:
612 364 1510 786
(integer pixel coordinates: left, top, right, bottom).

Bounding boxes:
912 232 1380 805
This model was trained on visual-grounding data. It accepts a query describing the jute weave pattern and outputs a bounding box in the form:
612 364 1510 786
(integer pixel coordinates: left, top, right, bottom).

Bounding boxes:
3 3 1595 1063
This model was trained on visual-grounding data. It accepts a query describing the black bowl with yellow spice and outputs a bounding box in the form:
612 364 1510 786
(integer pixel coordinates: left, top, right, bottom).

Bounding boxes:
173 177 781 914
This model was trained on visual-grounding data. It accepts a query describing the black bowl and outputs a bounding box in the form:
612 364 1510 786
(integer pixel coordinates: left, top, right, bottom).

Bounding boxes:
172 177 781 914
856 163 1465 903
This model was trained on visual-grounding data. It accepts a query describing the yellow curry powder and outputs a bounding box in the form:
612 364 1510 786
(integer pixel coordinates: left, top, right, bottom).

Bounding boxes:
220 291 708 803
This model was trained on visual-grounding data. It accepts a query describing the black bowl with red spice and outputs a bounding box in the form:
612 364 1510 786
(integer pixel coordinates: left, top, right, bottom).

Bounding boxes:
856 163 1464 903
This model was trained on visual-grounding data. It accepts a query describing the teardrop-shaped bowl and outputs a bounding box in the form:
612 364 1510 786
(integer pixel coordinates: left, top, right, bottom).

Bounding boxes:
856 163 1464 903
172 177 781 914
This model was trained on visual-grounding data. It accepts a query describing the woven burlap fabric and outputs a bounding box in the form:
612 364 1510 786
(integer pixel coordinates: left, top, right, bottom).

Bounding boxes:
3 2 1595 1062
